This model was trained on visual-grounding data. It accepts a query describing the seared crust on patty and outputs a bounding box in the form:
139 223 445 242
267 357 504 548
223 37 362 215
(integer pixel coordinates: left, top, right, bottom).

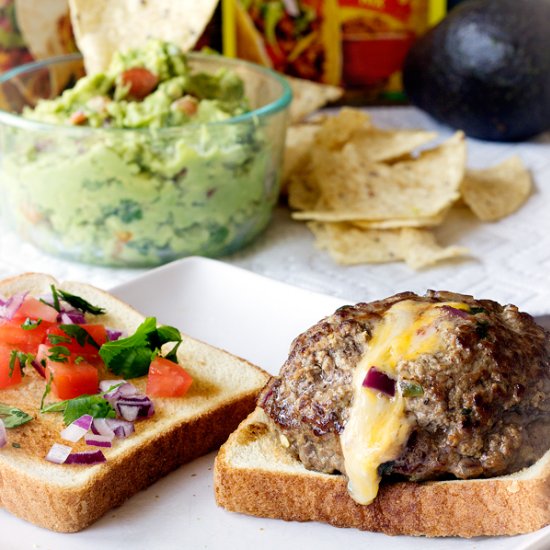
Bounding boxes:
260 291 550 481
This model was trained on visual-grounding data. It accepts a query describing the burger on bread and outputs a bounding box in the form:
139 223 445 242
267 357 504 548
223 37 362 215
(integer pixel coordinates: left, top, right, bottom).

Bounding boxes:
215 291 550 536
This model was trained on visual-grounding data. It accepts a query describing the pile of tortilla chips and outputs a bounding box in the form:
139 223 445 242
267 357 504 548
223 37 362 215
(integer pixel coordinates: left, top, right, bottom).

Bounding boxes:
284 108 532 269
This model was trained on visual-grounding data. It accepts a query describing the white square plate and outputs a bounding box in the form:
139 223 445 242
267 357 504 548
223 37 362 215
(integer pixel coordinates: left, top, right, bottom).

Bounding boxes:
0 257 547 549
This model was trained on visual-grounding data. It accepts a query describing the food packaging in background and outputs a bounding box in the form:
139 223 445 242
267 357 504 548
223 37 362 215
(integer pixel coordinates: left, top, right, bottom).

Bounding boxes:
231 0 341 86
223 0 446 103
0 0 32 72
0 0 75 72
2 0 444 104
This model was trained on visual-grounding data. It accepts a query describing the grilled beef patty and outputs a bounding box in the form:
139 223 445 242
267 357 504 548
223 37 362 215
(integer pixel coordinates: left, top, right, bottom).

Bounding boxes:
260 291 550 481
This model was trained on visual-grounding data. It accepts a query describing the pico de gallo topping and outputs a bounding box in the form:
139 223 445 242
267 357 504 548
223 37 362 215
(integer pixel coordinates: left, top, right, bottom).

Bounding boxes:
0 286 193 460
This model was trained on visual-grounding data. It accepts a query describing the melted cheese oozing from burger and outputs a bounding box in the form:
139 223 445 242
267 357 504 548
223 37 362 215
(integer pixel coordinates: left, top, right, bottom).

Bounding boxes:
340 299 469 505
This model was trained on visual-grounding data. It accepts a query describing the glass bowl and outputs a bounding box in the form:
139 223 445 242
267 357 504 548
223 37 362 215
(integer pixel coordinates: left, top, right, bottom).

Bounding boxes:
0 53 291 267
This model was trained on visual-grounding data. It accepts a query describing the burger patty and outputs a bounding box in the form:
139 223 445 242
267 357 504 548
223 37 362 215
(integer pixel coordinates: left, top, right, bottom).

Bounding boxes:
260 291 550 481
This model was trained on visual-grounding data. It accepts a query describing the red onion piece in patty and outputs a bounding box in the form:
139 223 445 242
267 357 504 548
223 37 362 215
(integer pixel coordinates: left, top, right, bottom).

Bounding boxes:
439 305 469 319
363 367 396 397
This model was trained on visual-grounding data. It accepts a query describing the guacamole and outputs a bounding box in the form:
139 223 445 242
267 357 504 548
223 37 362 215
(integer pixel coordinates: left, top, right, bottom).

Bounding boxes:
25 40 250 129
3 40 283 266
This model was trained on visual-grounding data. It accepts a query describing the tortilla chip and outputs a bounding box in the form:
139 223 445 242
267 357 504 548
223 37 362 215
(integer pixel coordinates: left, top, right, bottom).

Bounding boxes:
309 223 469 269
461 156 532 221
16 0 80 96
300 108 433 158
400 229 469 269
352 209 449 229
296 206 449 227
282 123 319 193
308 222 403 264
343 127 437 163
69 0 219 73
16 0 76 59
287 76 343 124
296 132 465 221
284 106 527 270
314 107 371 150
288 166 319 211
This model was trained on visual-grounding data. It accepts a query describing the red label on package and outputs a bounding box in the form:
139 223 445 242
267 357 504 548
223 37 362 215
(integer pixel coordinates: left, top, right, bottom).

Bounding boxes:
339 0 413 22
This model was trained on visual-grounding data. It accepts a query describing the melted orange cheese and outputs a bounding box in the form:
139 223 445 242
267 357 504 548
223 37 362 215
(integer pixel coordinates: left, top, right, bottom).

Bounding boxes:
340 299 468 505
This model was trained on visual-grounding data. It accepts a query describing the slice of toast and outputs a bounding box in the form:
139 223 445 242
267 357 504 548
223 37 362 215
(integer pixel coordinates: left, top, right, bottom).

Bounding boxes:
0 273 269 532
214 407 550 538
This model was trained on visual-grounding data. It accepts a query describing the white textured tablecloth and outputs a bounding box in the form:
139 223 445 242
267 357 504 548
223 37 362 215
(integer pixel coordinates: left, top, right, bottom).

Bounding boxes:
1 106 549 315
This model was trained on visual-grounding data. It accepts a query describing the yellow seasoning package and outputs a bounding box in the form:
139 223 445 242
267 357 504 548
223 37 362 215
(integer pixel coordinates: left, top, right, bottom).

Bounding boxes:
225 0 446 102
338 0 435 98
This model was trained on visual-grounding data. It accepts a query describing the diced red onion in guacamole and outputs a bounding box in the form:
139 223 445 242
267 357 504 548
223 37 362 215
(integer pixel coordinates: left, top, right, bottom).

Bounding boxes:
363 367 396 397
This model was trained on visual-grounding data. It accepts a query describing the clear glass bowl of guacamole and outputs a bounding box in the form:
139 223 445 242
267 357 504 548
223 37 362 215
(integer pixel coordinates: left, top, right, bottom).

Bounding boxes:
0 43 291 267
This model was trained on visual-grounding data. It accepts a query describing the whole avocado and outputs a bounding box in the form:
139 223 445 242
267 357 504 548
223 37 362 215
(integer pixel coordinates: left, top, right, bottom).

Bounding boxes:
402 0 550 141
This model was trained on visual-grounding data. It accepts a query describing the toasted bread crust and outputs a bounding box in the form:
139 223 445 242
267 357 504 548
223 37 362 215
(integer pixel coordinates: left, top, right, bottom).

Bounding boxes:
214 409 550 538
2 391 258 532
0 274 269 532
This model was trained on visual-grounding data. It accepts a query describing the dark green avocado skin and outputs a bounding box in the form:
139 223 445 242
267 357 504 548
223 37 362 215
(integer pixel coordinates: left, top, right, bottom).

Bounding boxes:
403 0 550 141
